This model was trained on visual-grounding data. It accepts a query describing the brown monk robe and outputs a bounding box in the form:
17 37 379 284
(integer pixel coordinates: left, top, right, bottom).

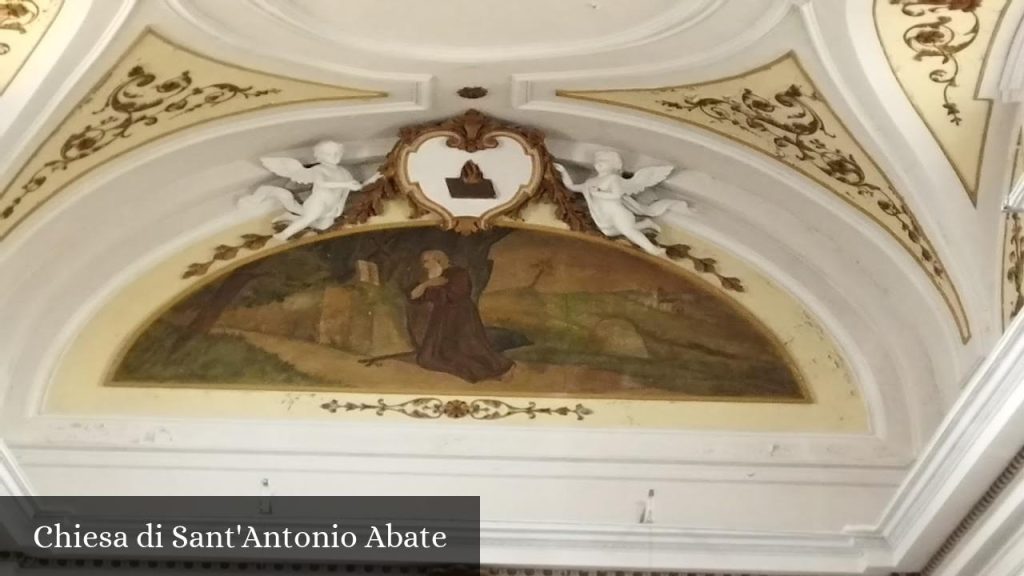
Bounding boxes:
407 250 513 382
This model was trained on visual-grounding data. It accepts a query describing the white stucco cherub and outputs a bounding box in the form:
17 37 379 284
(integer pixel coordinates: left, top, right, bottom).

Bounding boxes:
554 151 687 256
238 141 379 241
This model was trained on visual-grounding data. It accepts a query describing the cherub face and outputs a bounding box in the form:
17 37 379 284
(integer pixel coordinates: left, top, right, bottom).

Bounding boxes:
593 151 622 175
314 142 343 165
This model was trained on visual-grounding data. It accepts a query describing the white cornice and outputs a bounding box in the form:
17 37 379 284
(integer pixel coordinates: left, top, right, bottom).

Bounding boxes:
925 450 1024 576
0 440 33 497
872 311 1024 571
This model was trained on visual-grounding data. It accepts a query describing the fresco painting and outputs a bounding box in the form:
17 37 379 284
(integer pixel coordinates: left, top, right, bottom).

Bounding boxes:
112 226 804 401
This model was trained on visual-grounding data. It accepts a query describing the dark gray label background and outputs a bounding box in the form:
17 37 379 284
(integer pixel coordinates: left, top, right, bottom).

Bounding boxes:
0 496 479 565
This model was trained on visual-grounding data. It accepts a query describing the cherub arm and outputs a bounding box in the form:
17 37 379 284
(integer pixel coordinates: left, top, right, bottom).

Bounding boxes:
359 172 382 188
553 163 585 193
305 167 382 193
327 172 382 192
328 180 364 191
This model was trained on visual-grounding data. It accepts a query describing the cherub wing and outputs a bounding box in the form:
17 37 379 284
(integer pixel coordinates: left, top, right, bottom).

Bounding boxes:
260 157 316 184
621 165 673 196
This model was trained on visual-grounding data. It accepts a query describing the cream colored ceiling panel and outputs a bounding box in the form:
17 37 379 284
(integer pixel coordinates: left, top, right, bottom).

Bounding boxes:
875 0 1013 204
0 30 385 241
0 0 62 94
558 53 970 343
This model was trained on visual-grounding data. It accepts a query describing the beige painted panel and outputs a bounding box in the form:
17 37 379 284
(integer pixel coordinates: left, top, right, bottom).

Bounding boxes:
0 30 385 241
558 54 970 343
875 0 1012 203
0 0 62 94
1002 131 1024 330
46 202 867 432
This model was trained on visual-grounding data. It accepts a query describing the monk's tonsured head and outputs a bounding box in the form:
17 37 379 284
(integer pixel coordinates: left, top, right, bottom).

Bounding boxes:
421 249 449 278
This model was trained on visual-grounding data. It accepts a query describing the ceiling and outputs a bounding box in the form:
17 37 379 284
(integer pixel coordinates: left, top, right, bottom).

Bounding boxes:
1 0 1024 574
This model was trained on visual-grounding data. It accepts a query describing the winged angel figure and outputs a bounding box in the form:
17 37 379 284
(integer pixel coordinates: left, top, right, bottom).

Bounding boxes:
554 151 688 256
238 141 379 241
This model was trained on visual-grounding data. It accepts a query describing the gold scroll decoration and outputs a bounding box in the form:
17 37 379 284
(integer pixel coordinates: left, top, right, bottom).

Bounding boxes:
558 53 971 343
321 397 594 421
1002 130 1024 330
0 30 386 241
875 0 1013 204
0 0 62 94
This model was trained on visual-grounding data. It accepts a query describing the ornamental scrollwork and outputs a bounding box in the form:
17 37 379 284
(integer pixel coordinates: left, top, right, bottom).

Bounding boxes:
1006 213 1024 325
890 0 982 125
398 108 545 154
0 65 280 220
320 397 594 421
341 144 427 226
656 84 944 279
0 0 40 56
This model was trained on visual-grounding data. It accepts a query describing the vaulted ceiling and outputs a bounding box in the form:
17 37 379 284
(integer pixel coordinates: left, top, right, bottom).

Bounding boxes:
1 1 1023 574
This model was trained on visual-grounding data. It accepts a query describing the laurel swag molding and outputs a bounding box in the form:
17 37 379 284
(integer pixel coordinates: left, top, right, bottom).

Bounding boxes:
557 53 971 343
0 30 386 241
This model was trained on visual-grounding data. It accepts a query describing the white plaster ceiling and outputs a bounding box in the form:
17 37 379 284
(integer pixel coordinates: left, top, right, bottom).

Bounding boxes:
0 0 1023 573
246 0 716 61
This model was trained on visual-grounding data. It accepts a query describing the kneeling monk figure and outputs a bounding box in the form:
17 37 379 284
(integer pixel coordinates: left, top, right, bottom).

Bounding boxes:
408 249 513 382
